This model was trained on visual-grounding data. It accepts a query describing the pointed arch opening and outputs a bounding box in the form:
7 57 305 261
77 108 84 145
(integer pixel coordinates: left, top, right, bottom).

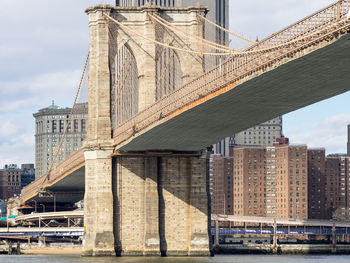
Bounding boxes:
156 48 182 101
111 44 139 128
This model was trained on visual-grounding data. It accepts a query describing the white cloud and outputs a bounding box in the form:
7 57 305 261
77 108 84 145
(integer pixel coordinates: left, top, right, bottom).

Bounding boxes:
0 121 19 139
287 114 350 154
0 70 84 113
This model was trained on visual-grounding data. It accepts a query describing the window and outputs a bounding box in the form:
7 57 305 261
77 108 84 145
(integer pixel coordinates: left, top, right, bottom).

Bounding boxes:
52 120 57 133
74 120 78 132
81 119 86 132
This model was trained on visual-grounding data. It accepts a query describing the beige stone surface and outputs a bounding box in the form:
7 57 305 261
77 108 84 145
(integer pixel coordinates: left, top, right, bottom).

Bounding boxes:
84 5 209 256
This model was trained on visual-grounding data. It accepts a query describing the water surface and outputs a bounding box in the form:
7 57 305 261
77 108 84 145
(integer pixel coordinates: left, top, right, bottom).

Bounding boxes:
1 255 350 263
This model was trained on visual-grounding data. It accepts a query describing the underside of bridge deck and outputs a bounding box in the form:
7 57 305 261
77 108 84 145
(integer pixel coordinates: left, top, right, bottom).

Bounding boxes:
118 33 350 151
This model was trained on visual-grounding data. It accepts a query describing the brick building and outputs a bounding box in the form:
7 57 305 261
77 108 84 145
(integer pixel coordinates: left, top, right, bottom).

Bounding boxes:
0 164 22 201
307 148 326 219
324 155 350 219
209 154 233 215
231 142 308 219
210 135 350 220
307 152 350 219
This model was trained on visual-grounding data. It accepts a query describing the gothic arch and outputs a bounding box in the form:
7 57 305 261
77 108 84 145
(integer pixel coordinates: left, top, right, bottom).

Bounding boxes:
155 47 182 101
111 44 139 128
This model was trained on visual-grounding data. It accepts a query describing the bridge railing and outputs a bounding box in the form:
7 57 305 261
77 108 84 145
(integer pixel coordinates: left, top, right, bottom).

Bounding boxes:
248 0 350 50
113 0 350 145
20 149 85 203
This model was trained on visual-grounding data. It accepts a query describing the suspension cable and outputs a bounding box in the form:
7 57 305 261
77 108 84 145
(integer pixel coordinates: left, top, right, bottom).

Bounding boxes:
104 14 235 56
197 14 257 44
41 52 90 188
149 13 239 53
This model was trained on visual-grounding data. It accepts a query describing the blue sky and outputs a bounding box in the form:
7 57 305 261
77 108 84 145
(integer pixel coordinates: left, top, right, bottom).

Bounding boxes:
0 0 349 167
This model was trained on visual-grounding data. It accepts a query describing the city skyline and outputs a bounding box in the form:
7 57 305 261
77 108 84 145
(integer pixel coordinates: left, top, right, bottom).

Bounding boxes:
0 0 349 167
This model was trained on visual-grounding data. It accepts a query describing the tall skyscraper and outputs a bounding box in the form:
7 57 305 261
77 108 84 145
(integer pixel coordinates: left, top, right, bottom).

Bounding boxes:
33 101 88 179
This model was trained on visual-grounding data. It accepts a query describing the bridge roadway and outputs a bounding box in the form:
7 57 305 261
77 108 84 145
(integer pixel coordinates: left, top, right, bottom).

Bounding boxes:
2 212 350 237
114 2 350 151
15 210 84 226
212 215 350 228
19 150 85 206
212 215 350 236
0 227 84 237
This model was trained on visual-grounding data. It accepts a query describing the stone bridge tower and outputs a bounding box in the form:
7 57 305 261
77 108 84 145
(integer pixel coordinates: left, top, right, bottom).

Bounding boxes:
83 5 210 256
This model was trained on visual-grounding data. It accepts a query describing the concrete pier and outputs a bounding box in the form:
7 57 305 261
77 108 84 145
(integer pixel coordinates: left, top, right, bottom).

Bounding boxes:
112 154 210 256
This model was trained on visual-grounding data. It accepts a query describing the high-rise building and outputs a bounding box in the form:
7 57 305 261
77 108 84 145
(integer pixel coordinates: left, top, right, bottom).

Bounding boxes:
324 154 350 219
231 141 308 219
347 125 350 157
307 148 326 219
33 101 88 179
0 164 22 201
307 152 350 220
233 117 283 147
21 164 35 188
209 154 233 215
214 117 283 156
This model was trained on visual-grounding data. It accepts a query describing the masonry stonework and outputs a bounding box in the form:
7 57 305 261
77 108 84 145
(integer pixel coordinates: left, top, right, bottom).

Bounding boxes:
112 156 209 256
83 6 115 257
84 5 210 256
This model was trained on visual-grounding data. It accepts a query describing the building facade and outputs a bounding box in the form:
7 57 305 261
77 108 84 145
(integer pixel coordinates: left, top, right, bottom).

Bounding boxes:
230 142 308 219
306 152 350 220
0 164 22 201
33 102 88 179
21 164 35 188
214 117 283 156
233 117 283 147
324 154 350 219
347 124 350 157
307 148 326 219
209 154 233 215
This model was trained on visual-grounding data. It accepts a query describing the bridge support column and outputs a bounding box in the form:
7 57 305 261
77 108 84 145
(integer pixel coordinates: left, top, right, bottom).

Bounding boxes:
83 147 115 257
113 157 160 256
112 154 210 256
160 156 209 256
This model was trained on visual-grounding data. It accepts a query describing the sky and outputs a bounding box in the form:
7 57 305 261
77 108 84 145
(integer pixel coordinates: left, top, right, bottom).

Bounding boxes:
0 0 349 167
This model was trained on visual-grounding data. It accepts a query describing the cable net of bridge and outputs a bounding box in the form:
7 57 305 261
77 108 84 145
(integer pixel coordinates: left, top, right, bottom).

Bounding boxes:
109 0 350 145
21 54 89 200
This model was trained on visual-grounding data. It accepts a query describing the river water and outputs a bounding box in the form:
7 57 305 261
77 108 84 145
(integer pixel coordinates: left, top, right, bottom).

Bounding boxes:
1 255 350 263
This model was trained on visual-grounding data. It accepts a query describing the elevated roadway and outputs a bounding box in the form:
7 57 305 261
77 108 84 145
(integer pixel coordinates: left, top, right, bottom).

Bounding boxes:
19 150 85 207
113 2 350 151
212 214 350 228
0 227 84 237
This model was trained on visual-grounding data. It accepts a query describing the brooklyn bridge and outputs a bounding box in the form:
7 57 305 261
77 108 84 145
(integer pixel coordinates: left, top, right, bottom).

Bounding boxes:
16 0 350 256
